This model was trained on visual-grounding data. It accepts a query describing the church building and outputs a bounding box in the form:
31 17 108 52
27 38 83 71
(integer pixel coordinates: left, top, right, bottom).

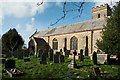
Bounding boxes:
29 4 111 56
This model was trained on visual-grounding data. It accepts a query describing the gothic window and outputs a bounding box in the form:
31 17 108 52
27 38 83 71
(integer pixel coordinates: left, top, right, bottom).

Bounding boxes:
86 36 88 47
53 38 58 50
64 38 67 51
70 36 78 50
98 13 100 18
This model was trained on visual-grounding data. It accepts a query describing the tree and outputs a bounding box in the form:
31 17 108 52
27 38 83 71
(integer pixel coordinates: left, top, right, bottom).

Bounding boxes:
96 2 120 55
2 28 24 57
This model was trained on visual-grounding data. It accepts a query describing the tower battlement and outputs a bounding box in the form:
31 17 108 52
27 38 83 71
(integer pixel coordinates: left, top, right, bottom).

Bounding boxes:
92 4 111 20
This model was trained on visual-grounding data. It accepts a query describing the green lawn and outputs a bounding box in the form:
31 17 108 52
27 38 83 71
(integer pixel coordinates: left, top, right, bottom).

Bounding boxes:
1 56 120 80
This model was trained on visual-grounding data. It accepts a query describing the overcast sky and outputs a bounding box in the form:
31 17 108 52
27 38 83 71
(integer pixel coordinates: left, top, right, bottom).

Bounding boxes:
0 0 119 47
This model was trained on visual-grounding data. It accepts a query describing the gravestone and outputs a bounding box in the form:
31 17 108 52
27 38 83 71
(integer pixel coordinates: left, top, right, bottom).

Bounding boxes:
92 51 97 65
49 49 53 61
60 49 63 55
54 54 59 63
40 54 47 64
65 50 70 56
97 54 107 64
60 55 64 63
97 56 105 63
107 54 111 64
80 49 84 61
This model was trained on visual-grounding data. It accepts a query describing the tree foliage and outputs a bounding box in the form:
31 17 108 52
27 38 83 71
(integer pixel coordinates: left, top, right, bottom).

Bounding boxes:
2 28 24 52
97 2 120 55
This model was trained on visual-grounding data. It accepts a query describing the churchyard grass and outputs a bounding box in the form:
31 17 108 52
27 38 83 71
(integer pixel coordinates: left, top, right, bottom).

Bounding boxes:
1 56 120 80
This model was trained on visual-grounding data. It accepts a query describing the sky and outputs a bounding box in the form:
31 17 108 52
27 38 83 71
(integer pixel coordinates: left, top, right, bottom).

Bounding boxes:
0 0 119 47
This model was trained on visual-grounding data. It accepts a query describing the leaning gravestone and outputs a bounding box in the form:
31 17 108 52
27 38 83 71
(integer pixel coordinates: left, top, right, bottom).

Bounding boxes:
54 54 59 63
49 49 53 61
60 55 64 63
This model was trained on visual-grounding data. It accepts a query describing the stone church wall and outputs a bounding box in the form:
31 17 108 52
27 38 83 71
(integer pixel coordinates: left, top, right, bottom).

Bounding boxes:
39 29 102 56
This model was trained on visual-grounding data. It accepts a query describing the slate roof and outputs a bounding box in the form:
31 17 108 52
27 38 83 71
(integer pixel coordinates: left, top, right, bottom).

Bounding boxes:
34 37 47 45
33 18 106 37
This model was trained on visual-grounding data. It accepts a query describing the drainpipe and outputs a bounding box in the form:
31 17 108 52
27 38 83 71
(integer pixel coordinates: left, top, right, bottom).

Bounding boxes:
91 30 93 54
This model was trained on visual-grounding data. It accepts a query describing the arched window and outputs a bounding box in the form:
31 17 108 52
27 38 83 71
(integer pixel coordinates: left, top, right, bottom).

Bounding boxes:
53 38 58 50
70 36 78 50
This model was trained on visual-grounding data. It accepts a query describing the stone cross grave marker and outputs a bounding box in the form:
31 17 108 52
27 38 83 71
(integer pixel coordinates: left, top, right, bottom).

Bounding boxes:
68 50 77 68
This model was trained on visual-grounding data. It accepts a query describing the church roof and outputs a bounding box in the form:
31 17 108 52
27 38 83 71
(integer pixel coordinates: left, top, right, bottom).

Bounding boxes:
34 37 47 45
33 18 106 37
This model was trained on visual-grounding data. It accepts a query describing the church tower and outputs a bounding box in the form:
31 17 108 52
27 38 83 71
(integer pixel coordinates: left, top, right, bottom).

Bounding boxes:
92 4 111 20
